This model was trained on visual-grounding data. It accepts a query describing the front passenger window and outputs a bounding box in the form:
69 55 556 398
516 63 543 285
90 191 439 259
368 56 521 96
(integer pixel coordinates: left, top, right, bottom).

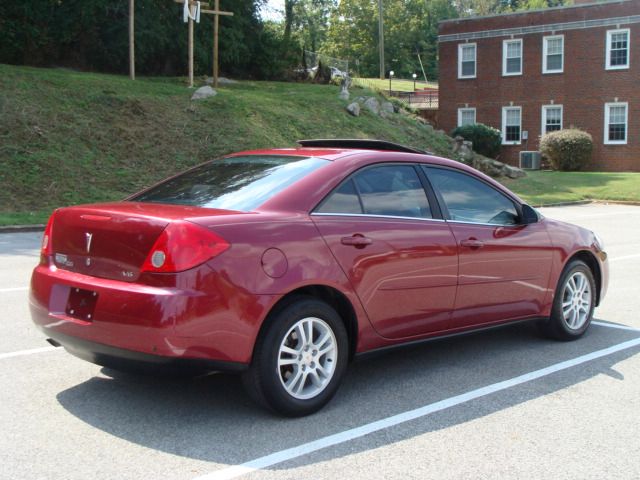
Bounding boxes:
426 167 519 225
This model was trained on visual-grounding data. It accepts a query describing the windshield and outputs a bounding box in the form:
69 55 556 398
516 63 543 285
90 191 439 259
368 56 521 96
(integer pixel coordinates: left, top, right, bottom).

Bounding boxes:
130 155 329 211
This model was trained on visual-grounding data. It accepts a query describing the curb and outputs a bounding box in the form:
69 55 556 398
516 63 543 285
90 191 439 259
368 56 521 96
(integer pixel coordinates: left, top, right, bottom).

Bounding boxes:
0 224 45 234
593 199 640 206
534 199 640 208
533 200 593 208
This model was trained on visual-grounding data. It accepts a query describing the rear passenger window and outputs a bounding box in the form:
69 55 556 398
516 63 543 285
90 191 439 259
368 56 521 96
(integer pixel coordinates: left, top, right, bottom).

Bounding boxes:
316 179 362 214
316 165 432 219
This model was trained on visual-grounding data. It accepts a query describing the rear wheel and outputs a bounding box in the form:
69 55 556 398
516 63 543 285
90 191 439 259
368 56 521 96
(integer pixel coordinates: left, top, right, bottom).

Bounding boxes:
242 297 348 416
540 260 595 340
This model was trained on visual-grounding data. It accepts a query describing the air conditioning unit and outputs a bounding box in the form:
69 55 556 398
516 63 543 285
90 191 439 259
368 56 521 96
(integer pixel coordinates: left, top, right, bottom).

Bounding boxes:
519 151 541 170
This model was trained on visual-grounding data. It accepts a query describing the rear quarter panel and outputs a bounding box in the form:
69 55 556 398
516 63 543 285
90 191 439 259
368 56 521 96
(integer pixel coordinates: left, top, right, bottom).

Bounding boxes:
190 213 381 353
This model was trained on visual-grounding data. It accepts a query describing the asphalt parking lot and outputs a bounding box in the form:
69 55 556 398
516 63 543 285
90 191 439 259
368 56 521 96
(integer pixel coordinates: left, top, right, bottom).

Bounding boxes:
1 203 639 480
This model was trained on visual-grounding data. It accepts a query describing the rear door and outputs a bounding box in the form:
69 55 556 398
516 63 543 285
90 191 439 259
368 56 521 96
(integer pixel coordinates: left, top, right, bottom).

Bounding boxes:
424 166 553 328
311 164 458 339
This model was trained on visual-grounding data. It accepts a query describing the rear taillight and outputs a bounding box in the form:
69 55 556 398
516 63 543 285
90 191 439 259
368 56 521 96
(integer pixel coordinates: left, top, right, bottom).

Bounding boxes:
141 221 229 273
40 212 56 264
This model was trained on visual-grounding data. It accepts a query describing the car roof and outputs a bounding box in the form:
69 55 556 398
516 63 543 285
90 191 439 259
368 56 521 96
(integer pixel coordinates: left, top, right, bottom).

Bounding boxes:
226 147 361 161
226 146 467 171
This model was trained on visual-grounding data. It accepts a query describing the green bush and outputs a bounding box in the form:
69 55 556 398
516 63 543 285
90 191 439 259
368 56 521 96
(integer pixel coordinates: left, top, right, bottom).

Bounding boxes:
450 123 502 159
540 129 593 171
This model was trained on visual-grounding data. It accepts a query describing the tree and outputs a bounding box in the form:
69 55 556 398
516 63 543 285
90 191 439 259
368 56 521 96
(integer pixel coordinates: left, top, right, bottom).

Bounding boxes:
0 0 283 79
322 0 457 79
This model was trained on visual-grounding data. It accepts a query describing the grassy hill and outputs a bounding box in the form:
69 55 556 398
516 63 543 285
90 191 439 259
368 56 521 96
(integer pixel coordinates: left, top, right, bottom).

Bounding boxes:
0 65 452 225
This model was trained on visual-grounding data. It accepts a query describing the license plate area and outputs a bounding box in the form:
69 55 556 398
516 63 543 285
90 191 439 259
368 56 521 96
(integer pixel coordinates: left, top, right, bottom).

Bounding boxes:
65 288 98 321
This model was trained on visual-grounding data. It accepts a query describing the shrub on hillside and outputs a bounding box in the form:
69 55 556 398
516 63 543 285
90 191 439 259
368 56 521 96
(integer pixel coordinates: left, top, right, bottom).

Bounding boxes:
450 123 502 159
540 128 593 171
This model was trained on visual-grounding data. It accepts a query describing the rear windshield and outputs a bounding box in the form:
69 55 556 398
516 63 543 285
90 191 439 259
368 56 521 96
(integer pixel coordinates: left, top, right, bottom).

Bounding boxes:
130 155 328 211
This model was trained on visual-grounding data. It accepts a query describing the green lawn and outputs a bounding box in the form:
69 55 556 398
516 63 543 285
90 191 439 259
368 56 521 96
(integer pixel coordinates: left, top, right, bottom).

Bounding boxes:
501 170 640 206
0 65 452 226
2 66 638 227
352 77 438 92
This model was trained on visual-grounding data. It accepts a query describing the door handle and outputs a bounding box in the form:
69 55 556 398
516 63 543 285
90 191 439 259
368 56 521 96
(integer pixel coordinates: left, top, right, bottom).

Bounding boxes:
460 238 484 249
341 235 373 248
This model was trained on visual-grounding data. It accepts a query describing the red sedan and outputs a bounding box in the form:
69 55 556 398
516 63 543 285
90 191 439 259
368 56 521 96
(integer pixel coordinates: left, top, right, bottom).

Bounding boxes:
30 139 608 416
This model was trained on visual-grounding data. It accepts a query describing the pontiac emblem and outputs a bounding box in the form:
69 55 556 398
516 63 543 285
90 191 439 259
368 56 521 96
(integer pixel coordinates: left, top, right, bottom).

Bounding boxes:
85 232 93 253
85 232 93 266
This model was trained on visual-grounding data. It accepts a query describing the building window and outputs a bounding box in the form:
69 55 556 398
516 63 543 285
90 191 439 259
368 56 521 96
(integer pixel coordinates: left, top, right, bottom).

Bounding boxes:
606 29 630 70
543 35 564 73
458 108 476 126
503 39 522 76
458 43 477 79
604 102 628 144
502 106 522 144
541 105 563 134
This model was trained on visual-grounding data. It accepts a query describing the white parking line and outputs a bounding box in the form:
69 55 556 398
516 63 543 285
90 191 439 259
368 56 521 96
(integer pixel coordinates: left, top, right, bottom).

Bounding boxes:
195 329 640 480
0 346 61 360
593 321 640 332
0 287 28 293
609 254 640 263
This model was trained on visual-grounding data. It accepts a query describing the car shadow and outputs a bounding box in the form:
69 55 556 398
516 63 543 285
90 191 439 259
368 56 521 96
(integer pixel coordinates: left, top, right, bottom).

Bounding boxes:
56 320 640 469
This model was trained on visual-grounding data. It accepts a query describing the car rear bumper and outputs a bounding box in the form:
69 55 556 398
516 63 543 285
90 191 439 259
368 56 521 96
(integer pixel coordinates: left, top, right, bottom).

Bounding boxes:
30 263 275 367
43 330 247 375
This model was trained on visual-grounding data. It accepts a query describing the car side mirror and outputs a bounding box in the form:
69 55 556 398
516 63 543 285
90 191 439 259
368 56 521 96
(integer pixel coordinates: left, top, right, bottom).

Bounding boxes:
521 204 539 224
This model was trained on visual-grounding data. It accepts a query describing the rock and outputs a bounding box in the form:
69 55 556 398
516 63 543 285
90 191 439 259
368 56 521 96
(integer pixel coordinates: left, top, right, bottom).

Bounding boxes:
218 77 238 85
346 102 360 117
470 155 526 178
363 97 380 115
458 144 474 163
204 76 236 86
355 96 367 104
191 86 217 100
447 134 526 178
339 77 351 100
381 101 395 114
502 164 527 179
450 136 474 163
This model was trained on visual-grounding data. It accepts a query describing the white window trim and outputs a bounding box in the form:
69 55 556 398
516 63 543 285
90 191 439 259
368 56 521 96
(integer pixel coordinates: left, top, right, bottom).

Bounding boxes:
502 106 522 145
458 43 477 79
604 102 628 145
502 38 523 76
457 107 477 126
605 28 630 70
541 104 563 135
542 35 564 74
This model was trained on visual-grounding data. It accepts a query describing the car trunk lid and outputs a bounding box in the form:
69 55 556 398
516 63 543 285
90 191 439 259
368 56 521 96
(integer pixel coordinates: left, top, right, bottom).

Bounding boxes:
49 202 239 282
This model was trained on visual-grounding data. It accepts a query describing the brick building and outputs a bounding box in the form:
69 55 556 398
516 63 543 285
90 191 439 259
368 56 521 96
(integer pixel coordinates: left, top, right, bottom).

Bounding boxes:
438 0 640 171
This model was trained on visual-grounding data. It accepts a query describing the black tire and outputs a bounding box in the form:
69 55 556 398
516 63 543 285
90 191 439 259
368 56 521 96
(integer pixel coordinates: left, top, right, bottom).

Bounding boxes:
539 260 596 341
242 296 349 417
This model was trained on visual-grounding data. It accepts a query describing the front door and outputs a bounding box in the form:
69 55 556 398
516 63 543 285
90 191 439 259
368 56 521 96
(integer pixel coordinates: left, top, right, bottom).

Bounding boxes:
424 166 553 328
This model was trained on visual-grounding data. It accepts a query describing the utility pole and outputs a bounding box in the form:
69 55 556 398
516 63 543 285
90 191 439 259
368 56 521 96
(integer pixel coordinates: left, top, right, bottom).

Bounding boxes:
188 3 195 87
129 0 135 80
213 0 220 87
378 0 384 80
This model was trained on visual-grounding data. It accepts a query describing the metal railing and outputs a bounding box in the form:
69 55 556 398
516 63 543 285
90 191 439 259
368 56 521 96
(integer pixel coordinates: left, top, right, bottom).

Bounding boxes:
394 90 439 110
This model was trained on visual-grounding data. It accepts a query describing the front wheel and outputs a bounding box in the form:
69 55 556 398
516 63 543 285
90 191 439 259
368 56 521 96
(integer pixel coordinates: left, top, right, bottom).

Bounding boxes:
540 260 595 341
242 297 349 416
